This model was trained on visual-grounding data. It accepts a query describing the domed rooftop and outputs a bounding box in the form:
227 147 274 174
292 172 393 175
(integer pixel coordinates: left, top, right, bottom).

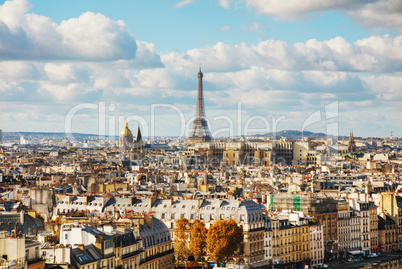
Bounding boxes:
120 121 133 138
120 121 133 150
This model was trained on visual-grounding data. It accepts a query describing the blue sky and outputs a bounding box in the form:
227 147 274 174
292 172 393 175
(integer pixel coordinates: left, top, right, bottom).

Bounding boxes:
29 0 395 51
0 0 401 138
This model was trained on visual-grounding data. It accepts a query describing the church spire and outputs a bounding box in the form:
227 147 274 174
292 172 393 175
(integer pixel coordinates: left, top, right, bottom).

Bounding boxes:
134 126 142 143
348 130 356 153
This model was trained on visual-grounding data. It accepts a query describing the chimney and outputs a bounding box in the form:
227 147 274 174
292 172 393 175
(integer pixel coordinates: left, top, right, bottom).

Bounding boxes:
19 210 24 225
145 215 153 228
149 197 157 209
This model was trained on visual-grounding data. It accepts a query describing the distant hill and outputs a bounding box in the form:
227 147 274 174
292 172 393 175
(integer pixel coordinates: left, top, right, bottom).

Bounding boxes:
2 131 112 141
255 130 346 140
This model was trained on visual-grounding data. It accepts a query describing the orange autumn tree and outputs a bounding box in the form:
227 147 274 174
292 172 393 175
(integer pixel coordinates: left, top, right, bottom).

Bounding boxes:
174 218 190 263
206 219 243 266
189 219 207 267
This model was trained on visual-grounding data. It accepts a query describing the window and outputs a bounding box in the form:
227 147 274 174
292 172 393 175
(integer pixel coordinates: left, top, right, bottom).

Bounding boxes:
105 240 113 249
200 214 204 220
65 234 68 239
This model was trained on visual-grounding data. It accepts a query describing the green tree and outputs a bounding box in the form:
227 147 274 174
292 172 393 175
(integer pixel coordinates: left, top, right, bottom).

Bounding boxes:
174 218 190 266
206 219 243 266
189 219 207 268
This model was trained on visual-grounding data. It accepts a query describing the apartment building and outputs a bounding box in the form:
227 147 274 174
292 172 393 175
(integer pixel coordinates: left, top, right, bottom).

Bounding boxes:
337 200 350 257
310 223 324 267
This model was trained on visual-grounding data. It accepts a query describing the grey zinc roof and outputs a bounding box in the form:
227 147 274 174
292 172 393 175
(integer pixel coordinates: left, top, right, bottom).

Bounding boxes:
139 216 170 249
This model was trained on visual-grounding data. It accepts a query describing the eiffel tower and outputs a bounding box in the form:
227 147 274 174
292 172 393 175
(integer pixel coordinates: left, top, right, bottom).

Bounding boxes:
189 66 212 142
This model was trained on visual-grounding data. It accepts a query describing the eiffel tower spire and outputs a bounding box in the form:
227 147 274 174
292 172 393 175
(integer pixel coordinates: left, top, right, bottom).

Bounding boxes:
189 66 212 142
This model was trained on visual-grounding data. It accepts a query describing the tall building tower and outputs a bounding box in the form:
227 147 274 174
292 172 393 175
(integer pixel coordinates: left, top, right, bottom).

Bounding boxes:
189 67 212 142
348 131 356 153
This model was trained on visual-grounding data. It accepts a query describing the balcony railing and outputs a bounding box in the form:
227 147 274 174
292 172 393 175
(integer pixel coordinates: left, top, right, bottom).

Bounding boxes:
249 227 265 232
122 249 143 260
139 249 174 264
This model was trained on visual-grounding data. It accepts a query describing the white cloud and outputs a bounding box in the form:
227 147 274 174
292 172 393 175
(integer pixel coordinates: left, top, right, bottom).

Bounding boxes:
174 0 195 8
0 0 138 61
243 0 402 29
44 63 79 83
0 80 24 94
244 0 360 18
0 61 41 80
220 25 230 31
57 12 136 61
161 35 402 73
363 74 402 102
347 0 402 28
219 0 232 8
242 22 262 32
129 41 163 69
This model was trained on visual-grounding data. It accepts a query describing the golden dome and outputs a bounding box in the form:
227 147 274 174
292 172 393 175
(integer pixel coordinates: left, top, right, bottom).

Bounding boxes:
120 121 133 137
120 121 133 151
